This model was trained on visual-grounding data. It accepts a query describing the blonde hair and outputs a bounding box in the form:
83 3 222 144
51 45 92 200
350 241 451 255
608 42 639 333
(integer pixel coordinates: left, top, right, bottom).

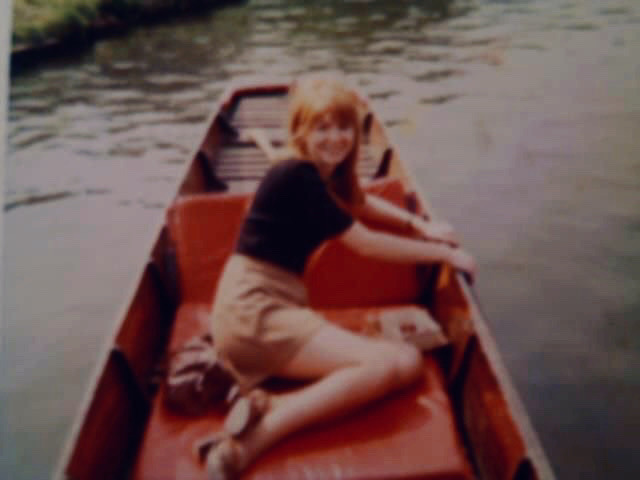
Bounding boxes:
285 74 364 206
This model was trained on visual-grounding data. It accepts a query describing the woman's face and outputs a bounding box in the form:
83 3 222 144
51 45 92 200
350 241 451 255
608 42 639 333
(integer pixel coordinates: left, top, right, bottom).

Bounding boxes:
305 112 355 176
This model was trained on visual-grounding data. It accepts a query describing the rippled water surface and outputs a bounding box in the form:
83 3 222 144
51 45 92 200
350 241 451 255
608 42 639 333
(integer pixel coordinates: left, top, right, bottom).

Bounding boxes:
4 0 640 478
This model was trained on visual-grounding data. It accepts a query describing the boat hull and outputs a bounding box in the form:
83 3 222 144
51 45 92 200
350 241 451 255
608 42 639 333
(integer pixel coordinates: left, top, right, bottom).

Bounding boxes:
54 82 554 480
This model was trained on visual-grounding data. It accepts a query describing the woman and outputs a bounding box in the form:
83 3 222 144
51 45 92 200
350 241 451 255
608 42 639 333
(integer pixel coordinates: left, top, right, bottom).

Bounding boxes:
205 74 475 479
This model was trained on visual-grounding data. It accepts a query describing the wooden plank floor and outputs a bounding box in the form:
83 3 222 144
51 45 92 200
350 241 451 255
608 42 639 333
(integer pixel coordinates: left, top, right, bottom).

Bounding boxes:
217 94 382 191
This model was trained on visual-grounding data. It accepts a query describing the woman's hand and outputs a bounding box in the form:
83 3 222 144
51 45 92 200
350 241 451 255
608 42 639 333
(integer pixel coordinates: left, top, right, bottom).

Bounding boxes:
411 217 459 247
447 248 476 283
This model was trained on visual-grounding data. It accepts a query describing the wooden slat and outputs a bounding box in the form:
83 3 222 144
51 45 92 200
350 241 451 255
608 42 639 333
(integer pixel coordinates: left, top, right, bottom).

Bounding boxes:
215 159 379 173
230 96 289 129
217 147 270 165
215 162 380 174
230 111 286 121
231 119 286 129
232 111 287 121
216 148 380 163
214 166 380 176
224 179 262 193
232 96 289 116
215 172 381 183
216 166 270 178
226 127 288 145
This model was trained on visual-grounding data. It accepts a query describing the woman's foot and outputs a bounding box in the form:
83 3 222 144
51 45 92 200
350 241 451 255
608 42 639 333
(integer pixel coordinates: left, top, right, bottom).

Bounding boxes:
206 437 247 480
224 388 270 437
198 389 271 478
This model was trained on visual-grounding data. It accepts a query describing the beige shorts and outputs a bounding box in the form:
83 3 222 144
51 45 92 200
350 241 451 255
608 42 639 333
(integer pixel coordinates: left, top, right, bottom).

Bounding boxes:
210 254 325 390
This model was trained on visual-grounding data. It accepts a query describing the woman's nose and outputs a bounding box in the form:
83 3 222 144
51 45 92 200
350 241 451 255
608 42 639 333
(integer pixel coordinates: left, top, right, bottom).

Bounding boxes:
329 128 344 142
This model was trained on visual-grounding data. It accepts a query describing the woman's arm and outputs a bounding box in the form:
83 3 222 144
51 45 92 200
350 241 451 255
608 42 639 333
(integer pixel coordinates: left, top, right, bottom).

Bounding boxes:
339 221 475 280
354 194 459 246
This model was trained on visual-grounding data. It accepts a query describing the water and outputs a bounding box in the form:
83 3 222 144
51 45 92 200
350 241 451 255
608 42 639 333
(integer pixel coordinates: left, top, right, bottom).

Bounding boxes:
3 0 640 478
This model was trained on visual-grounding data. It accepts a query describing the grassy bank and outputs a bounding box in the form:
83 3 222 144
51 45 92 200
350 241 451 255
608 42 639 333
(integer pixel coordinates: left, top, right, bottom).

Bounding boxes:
12 0 231 46
13 0 99 45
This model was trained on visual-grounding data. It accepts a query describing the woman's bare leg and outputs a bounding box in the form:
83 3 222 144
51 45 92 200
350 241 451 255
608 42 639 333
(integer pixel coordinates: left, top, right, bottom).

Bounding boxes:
237 323 423 465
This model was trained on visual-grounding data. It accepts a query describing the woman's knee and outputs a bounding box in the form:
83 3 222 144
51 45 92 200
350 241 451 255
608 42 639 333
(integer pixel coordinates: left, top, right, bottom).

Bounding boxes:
360 343 421 389
392 344 423 387
357 348 399 388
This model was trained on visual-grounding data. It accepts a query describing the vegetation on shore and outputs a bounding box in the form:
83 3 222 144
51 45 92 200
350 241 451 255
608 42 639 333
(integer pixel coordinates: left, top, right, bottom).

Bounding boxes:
13 0 99 45
12 0 231 47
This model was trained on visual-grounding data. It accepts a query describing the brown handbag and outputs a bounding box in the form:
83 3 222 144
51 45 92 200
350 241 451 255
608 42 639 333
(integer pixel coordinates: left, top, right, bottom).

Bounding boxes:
164 333 234 416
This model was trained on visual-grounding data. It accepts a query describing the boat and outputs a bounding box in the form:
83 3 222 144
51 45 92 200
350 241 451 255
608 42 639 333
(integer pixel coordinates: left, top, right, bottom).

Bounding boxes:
54 81 555 480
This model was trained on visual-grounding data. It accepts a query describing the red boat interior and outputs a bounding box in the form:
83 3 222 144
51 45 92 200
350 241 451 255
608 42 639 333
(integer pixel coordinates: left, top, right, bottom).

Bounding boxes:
131 178 474 479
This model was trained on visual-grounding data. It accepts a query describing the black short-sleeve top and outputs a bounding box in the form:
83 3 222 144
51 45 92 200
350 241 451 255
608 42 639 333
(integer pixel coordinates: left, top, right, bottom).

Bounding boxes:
235 159 354 274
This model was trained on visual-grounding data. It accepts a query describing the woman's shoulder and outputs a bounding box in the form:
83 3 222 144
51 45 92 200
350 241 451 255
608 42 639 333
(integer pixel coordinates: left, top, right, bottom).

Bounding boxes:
266 158 320 183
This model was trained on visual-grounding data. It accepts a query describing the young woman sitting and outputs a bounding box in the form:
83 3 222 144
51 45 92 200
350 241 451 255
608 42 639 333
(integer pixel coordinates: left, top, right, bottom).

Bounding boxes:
204 74 475 480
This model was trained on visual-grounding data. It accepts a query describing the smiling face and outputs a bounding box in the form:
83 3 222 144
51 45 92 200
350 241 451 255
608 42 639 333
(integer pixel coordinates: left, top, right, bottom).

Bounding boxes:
306 112 356 177
286 74 364 205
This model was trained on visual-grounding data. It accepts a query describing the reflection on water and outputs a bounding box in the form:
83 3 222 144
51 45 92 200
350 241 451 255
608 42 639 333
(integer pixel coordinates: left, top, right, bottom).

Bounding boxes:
4 0 640 478
7 0 478 209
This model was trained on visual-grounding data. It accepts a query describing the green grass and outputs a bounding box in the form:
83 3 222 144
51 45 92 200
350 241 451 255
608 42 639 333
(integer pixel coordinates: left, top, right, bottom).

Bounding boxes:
12 0 223 45
12 0 102 44
12 0 225 46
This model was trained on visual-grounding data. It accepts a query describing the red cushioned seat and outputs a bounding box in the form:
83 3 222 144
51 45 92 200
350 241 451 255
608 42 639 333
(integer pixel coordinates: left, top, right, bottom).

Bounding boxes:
167 192 252 305
133 305 471 480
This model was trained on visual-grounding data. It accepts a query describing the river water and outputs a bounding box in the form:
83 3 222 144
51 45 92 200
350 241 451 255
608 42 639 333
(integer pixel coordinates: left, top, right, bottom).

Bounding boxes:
3 0 640 478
